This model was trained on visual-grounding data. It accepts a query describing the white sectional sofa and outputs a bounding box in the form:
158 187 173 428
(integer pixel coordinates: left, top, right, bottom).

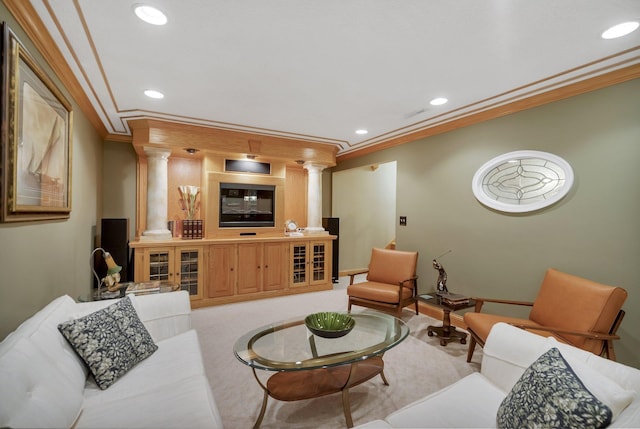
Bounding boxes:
0 291 223 429
357 322 640 428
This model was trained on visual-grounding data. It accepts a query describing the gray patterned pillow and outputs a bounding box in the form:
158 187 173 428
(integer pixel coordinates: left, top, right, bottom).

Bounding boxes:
58 296 158 389
497 347 612 429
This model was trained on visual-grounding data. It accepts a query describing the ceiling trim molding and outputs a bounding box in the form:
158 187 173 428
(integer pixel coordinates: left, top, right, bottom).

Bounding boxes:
3 0 108 138
337 63 640 162
6 0 639 160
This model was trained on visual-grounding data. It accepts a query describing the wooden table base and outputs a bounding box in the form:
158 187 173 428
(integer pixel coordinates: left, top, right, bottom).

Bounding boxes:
427 307 468 346
252 356 387 428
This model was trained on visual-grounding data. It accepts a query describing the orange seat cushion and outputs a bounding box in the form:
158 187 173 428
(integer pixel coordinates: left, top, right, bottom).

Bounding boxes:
464 313 536 343
347 281 413 305
464 312 576 346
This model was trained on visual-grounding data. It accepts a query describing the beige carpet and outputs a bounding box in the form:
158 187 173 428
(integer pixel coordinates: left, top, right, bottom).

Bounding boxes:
191 281 481 428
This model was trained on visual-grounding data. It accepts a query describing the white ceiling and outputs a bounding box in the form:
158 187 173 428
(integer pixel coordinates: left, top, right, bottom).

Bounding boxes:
27 1 640 156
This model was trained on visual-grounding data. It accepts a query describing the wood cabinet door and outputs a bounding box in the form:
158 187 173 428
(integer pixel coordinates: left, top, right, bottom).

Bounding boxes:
207 244 236 298
263 242 288 291
237 243 262 294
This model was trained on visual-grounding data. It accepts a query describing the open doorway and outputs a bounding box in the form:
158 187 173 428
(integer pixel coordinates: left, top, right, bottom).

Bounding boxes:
332 161 397 273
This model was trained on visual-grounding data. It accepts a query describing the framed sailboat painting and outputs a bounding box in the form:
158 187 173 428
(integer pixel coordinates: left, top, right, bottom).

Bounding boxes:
1 23 73 222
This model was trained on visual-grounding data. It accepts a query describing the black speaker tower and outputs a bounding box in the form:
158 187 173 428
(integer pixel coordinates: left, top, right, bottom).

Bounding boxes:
322 217 339 283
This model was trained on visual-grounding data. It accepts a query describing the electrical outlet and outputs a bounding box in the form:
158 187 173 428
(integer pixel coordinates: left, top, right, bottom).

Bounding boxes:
399 216 407 226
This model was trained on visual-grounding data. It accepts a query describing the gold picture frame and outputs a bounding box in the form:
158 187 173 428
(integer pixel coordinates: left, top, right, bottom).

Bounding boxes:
1 23 73 222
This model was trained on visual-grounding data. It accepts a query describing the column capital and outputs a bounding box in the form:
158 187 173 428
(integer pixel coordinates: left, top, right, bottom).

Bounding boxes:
143 147 171 160
303 162 328 174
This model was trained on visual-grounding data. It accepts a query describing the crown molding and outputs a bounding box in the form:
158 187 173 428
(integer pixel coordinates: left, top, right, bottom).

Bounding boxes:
337 63 640 162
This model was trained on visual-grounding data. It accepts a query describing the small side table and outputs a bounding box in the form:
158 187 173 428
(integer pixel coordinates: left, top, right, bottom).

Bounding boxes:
77 281 182 302
419 294 476 346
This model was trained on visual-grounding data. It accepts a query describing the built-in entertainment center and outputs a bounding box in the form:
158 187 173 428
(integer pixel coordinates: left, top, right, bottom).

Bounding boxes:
128 118 338 308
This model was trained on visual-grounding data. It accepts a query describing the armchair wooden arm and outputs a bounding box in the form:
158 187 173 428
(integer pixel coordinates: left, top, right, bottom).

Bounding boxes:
509 323 620 341
346 268 369 285
399 276 419 288
397 276 419 301
470 297 534 312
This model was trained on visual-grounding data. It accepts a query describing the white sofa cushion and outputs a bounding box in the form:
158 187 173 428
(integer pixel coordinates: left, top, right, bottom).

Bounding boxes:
128 292 192 341
83 329 207 401
79 329 224 429
76 376 221 429
58 296 158 390
0 337 84 429
480 322 549 393
384 372 505 428
0 295 86 429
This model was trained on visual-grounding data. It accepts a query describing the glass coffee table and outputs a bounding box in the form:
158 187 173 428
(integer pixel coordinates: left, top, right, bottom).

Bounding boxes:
234 311 409 428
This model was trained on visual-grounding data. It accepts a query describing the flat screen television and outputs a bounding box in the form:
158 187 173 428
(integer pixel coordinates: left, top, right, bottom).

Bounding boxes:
219 183 275 228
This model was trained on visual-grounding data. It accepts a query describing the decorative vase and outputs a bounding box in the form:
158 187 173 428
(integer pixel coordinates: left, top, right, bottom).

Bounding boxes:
178 185 200 220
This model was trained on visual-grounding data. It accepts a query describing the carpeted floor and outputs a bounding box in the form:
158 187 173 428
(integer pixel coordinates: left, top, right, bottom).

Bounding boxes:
191 278 481 428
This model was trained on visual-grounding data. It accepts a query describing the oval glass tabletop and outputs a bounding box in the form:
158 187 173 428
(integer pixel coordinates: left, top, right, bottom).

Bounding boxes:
234 311 409 371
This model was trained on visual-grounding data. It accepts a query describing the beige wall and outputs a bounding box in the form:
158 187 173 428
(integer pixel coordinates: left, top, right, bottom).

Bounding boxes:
332 79 640 368
332 161 397 271
0 4 103 339
102 141 138 241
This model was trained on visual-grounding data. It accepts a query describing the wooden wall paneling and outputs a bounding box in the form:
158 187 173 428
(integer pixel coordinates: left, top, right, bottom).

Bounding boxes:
168 157 202 226
129 119 338 166
285 166 307 228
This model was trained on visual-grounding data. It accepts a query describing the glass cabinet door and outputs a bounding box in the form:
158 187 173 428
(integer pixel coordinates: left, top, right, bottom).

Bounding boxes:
148 250 171 281
290 243 307 286
311 242 326 284
177 248 202 298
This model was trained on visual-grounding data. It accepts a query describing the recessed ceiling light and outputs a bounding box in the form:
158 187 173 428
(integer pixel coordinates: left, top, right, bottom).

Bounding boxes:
430 97 448 106
133 4 168 26
601 21 639 39
355 129 368 135
144 89 164 99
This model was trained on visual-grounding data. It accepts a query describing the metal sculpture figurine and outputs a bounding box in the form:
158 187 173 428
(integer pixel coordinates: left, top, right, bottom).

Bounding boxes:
432 259 448 294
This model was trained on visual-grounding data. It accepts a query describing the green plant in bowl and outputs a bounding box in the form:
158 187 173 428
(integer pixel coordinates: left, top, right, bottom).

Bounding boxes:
304 312 355 338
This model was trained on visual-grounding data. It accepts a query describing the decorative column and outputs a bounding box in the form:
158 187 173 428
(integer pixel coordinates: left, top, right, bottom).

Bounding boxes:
303 162 328 234
142 148 172 240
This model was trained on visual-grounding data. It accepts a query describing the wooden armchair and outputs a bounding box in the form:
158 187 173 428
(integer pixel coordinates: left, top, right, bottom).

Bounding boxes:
464 268 627 362
347 248 419 316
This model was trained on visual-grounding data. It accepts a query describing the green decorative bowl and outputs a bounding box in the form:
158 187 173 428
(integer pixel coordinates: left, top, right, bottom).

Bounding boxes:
304 312 355 338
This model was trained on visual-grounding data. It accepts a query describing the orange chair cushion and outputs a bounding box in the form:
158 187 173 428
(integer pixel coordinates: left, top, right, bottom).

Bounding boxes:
347 281 414 305
463 312 572 347
366 248 417 285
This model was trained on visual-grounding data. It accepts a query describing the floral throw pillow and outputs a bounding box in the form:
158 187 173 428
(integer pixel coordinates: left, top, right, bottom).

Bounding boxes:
58 296 158 389
496 347 612 429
